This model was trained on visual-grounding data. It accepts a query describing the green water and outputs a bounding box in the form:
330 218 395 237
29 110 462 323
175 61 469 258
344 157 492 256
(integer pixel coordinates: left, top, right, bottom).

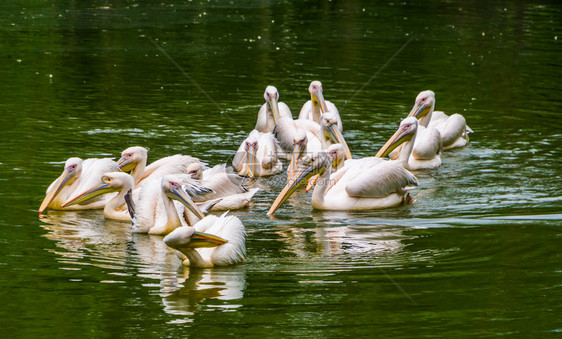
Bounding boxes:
1 1 561 337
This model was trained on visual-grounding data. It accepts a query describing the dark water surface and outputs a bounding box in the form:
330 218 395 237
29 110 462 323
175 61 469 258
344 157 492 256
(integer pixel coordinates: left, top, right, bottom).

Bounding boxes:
1 1 561 337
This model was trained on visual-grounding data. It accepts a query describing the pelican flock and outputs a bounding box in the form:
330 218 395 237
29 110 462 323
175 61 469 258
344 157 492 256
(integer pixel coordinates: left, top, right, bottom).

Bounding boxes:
39 84 471 268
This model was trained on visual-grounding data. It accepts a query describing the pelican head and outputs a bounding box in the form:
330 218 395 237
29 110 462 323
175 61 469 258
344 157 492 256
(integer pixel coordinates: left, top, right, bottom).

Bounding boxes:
287 130 308 179
164 226 228 251
268 152 330 215
118 146 148 172
327 143 345 170
264 85 281 124
243 134 259 179
375 117 418 158
321 112 352 159
162 175 207 220
62 172 133 207
407 90 435 124
39 157 83 214
308 80 328 113
186 162 204 181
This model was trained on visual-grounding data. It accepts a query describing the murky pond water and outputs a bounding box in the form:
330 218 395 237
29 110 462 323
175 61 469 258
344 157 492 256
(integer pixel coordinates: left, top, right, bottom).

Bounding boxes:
1 1 561 337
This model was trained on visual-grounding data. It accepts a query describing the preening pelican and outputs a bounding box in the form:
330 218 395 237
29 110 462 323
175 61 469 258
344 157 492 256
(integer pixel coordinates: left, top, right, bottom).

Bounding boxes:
186 162 259 210
39 157 119 214
118 146 204 187
408 90 472 150
298 81 343 131
274 112 352 179
232 130 283 178
255 85 293 133
164 212 246 268
267 151 418 214
384 117 442 170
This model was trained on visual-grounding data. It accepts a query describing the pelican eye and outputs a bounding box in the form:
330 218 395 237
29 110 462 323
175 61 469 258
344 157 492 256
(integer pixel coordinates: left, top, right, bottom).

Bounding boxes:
169 181 181 190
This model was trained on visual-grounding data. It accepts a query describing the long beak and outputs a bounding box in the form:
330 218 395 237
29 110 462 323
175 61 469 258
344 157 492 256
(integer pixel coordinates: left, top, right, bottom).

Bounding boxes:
39 169 74 215
168 187 206 220
267 162 316 215
327 125 352 160
247 145 256 179
375 126 412 158
313 89 328 113
305 174 319 193
267 97 281 124
117 157 134 172
407 103 427 119
287 143 304 180
62 183 114 208
188 231 228 248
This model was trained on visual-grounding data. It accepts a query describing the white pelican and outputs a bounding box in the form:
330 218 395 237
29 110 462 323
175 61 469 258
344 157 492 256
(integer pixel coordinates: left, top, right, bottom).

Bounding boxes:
59 172 216 234
39 157 119 214
255 85 293 133
186 162 260 210
298 80 343 131
375 117 441 170
267 150 418 214
408 90 472 150
132 174 219 235
163 212 246 268
274 112 352 179
232 130 283 178
383 117 442 170
305 143 346 192
117 146 204 187
61 172 136 221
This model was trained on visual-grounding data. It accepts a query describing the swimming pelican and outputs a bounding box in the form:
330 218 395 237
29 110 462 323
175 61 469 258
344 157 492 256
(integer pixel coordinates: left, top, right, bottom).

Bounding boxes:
117 146 204 187
186 162 259 210
267 150 418 214
63 171 219 226
298 81 343 131
163 212 246 268
255 86 293 133
87 173 210 234
384 117 442 170
39 157 119 214
232 130 283 178
408 90 472 150
376 117 439 171
274 112 352 179
135 174 219 234
61 172 136 221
